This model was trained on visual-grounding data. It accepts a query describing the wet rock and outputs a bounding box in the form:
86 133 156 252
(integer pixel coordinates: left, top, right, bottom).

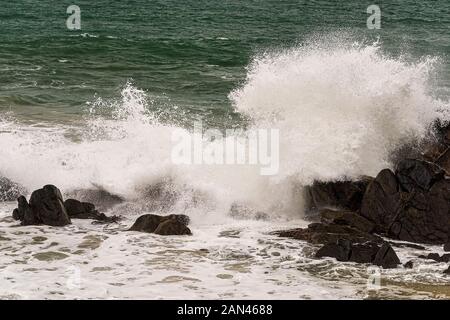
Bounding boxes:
360 162 450 244
404 260 414 269
418 253 450 263
128 214 165 233
304 178 372 212
64 198 119 223
349 242 380 263
315 240 398 267
154 219 192 236
373 243 401 269
444 243 450 252
0 177 27 202
319 209 375 233
275 223 381 245
12 196 38 225
129 214 191 235
13 185 71 226
315 239 351 261
29 185 71 226
395 159 444 193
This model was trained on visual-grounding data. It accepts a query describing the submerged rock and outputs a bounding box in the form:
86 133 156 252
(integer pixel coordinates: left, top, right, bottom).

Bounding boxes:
0 177 27 202
13 185 72 226
129 214 191 236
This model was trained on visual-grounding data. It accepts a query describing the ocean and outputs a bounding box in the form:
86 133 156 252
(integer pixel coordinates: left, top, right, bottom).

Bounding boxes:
0 1 449 299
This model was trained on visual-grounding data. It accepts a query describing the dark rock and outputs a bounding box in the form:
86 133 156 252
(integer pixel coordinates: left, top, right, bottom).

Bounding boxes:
360 166 450 244
418 253 450 263
315 239 351 261
315 240 392 266
320 209 375 233
360 169 400 233
404 260 414 269
129 214 191 235
128 214 165 233
395 159 444 192
275 222 381 245
0 177 27 202
154 219 192 236
373 243 401 269
349 242 380 263
304 177 373 212
444 243 450 252
63 198 119 222
12 196 39 225
13 185 71 226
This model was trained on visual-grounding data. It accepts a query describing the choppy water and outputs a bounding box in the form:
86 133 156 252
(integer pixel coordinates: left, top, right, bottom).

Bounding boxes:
0 1 449 299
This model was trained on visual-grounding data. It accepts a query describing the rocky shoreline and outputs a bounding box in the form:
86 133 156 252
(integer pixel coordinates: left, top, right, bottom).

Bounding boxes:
1 123 449 276
275 122 450 274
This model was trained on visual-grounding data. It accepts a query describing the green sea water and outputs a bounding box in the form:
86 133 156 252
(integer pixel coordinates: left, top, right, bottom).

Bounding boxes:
0 0 449 126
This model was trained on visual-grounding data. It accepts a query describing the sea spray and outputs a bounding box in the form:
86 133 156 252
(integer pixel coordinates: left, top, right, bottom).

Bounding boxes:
0 38 448 221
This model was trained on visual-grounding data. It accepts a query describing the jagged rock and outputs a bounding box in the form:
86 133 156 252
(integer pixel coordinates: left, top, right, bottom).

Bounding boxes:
0 177 27 202
154 219 192 236
275 222 381 245
12 185 71 226
404 260 414 269
360 161 450 244
315 239 351 261
129 214 191 235
315 240 399 267
349 242 381 263
395 159 444 192
12 196 38 225
418 253 450 263
373 243 401 269
304 178 372 212
320 209 375 233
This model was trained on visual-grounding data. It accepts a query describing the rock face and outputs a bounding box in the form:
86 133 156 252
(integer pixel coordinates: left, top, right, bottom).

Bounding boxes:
0 177 27 202
304 178 372 212
360 159 450 244
129 214 191 236
12 185 71 226
315 240 400 268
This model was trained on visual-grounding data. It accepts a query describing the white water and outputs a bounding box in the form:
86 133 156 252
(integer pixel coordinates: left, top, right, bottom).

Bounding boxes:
0 39 449 299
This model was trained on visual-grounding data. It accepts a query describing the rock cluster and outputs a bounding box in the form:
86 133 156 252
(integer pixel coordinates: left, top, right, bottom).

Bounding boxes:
278 123 450 268
12 185 119 226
